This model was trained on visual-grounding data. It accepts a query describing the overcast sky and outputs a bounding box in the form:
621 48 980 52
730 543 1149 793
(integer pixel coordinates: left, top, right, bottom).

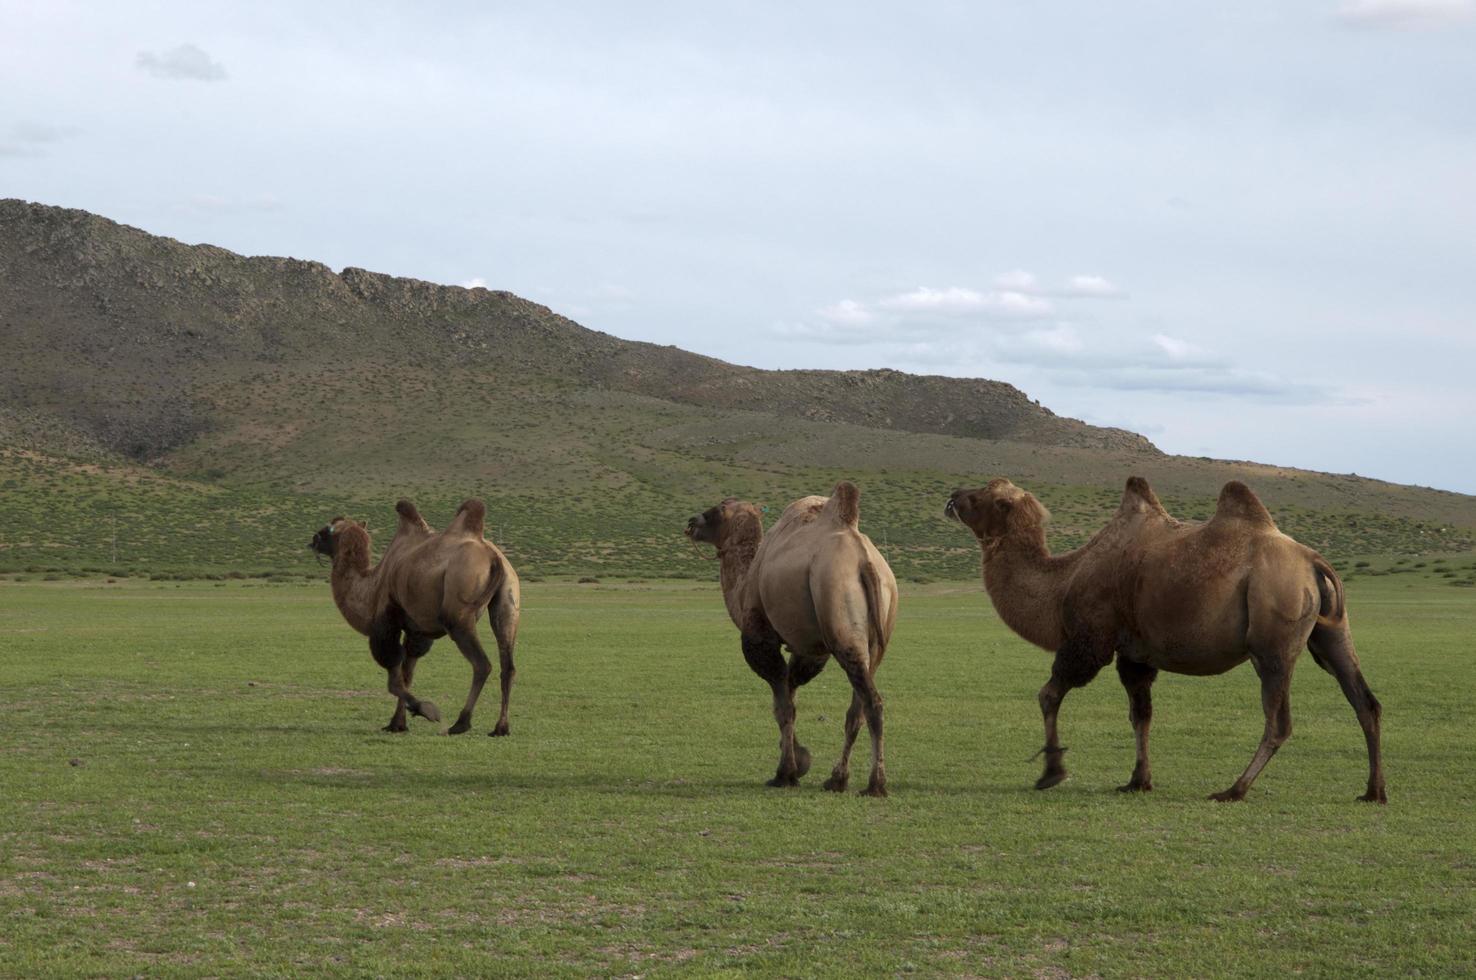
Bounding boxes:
3 1 1473 491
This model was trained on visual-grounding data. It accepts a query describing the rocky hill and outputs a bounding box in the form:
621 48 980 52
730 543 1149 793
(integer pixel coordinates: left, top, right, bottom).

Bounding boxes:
0 199 1154 462
2 198 1472 580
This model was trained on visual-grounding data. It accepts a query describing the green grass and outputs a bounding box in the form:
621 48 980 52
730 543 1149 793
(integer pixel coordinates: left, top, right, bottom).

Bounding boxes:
2 576 1472 976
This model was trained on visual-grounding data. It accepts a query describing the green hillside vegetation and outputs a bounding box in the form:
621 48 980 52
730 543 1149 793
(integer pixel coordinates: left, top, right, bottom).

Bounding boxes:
2 199 1475 579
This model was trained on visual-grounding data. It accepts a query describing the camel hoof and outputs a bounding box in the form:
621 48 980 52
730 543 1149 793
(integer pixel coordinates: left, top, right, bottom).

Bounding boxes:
794 745 812 778
414 700 442 723
1117 780 1152 793
1208 788 1245 802
765 775 800 788
381 722 408 733
822 774 848 793
489 721 510 737
1358 789 1388 804
447 719 472 735
1035 771 1068 791
860 783 888 798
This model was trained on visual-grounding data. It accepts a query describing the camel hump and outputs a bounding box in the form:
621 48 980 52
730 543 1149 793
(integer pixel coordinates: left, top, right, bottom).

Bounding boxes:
1214 481 1275 526
1120 476 1168 516
447 498 487 537
822 481 861 527
395 499 432 532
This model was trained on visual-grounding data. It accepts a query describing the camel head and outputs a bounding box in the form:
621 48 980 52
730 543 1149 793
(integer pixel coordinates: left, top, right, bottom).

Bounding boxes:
309 517 368 558
945 478 1050 542
685 498 764 550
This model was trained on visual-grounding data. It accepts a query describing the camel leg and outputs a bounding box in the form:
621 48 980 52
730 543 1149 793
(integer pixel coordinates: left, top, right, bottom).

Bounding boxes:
823 690 863 793
1036 645 1111 790
1115 657 1158 792
1211 654 1294 802
371 627 440 724
446 625 492 736
785 654 827 780
488 596 519 737
742 634 800 787
385 635 433 732
833 647 885 797
1309 623 1386 803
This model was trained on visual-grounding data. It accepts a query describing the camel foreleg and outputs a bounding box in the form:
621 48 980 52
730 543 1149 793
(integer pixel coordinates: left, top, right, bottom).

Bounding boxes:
371 627 441 725
742 634 801 787
824 690 864 793
1115 657 1158 792
1036 643 1111 790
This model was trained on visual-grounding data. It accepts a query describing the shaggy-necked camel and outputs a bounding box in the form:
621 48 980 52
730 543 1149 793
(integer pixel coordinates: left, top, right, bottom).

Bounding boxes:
686 482 898 795
945 477 1385 803
310 498 521 737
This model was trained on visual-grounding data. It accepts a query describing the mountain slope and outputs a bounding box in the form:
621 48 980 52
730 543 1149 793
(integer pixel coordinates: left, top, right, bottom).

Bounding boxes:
2 198 1473 580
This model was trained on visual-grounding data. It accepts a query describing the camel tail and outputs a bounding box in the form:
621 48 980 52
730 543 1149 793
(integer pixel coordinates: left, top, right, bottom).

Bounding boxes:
1313 555 1346 628
469 550 508 615
859 560 889 662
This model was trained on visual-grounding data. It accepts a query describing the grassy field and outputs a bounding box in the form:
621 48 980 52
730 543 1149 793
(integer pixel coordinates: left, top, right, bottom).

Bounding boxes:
2 575 1472 977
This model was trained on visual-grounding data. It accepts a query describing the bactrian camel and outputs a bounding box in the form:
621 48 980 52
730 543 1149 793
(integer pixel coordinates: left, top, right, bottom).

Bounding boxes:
686 482 898 795
945 476 1385 803
310 499 521 736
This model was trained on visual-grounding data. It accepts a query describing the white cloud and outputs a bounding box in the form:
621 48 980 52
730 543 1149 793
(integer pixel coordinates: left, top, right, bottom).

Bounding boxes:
1062 274 1126 298
1337 0 1474 28
136 43 228 81
880 286 1054 318
462 277 489 289
994 269 1041 292
817 299 876 325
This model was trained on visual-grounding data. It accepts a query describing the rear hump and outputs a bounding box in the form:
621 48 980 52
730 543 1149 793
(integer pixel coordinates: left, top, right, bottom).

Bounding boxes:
822 481 861 527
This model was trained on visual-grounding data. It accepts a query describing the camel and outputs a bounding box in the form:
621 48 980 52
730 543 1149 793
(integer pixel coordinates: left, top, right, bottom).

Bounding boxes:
945 476 1386 803
309 498 521 737
686 482 898 795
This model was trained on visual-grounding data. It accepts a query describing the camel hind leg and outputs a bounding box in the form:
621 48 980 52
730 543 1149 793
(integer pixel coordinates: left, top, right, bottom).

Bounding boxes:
488 589 519 737
1211 651 1294 802
832 645 886 797
446 623 493 736
823 691 864 792
1309 622 1386 803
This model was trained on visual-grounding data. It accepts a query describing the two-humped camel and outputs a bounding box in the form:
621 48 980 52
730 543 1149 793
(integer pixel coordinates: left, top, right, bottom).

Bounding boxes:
686 482 898 795
310 499 521 736
946 476 1385 802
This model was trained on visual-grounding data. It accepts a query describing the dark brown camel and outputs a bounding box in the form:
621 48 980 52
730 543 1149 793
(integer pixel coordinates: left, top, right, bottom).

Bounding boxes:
945 476 1386 802
310 499 521 736
686 482 898 795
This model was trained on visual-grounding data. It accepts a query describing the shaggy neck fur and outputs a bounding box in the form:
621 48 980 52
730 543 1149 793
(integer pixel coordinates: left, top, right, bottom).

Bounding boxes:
328 525 381 636
716 514 763 629
980 519 1075 653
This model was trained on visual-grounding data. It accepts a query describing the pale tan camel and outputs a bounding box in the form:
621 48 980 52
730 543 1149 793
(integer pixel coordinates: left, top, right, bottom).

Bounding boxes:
310 499 521 736
686 482 898 795
946 476 1386 802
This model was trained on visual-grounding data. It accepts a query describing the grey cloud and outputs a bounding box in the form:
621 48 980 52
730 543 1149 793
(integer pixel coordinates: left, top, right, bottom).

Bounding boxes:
0 121 78 158
136 43 227 81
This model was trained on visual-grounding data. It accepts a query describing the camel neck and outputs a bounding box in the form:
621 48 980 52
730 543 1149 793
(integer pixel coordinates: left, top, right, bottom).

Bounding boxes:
982 529 1072 652
329 530 380 636
717 520 762 630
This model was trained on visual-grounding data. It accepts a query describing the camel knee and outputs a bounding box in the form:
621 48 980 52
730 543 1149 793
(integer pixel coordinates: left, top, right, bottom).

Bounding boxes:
1038 684 1060 716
